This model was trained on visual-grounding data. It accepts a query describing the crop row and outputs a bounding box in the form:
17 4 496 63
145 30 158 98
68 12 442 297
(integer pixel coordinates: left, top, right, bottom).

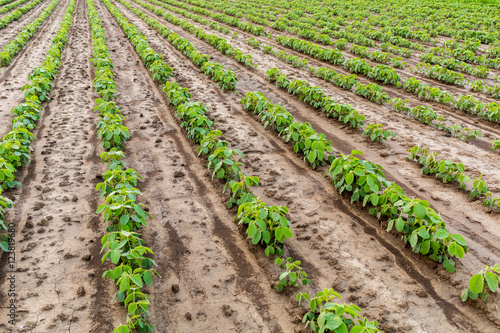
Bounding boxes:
419 53 489 78
403 78 500 128
0 0 75 253
244 34 483 145
0 0 18 6
156 0 265 36
0 0 61 66
262 69 480 264
407 146 499 211
88 0 160 331
128 0 256 68
429 45 500 70
115 0 239 90
172 0 500 74
239 91 382 332
350 44 408 69
0 0 46 29
0 0 32 15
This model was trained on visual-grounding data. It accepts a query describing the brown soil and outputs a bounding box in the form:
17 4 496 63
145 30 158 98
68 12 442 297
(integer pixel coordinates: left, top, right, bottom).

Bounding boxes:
0 0 499 332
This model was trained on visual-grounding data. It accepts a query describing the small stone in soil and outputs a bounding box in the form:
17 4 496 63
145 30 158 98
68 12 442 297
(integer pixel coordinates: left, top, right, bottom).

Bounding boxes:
77 286 85 297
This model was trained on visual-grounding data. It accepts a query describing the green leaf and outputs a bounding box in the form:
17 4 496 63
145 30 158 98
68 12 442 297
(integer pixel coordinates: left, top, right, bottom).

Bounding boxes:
484 271 498 293
130 274 143 288
345 172 354 185
0 241 9 252
259 209 268 220
325 315 343 330
469 273 484 294
119 276 130 293
435 228 449 240
308 151 317 164
143 271 153 286
420 240 430 255
455 244 465 259
110 250 121 265
417 229 430 239
409 232 418 248
395 217 405 233
97 204 107 214
448 242 456 257
351 150 363 155
256 219 267 230
128 302 138 314
134 205 147 219
451 234 467 246
120 215 130 226
414 204 426 219
282 227 293 239
117 325 129 333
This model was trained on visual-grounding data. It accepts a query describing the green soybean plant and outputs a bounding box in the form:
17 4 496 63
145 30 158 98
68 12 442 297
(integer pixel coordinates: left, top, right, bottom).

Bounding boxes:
363 124 396 142
297 289 380 333
461 265 500 302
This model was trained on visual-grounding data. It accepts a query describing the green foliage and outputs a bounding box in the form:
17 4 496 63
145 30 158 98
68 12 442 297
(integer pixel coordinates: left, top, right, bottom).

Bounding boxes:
326 150 468 273
461 265 500 302
363 124 396 142
297 289 380 333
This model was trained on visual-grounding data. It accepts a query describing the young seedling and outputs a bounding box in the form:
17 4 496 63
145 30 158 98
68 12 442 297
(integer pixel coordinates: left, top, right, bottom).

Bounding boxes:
461 265 500 301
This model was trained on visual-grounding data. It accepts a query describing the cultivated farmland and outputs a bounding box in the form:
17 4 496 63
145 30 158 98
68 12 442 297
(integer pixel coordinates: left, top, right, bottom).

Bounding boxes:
0 0 500 332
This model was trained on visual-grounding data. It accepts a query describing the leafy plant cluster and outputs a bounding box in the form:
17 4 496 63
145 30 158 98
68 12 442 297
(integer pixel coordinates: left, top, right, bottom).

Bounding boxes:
462 265 500 302
0 0 61 66
326 150 468 273
297 289 380 333
267 68 367 129
0 0 45 28
352 82 389 105
419 53 489 78
116 0 239 90
275 49 309 68
362 124 395 142
0 0 33 16
132 0 257 69
275 35 345 65
0 0 76 252
380 42 413 58
157 0 265 36
388 98 483 141
429 45 500 70
407 145 500 211
241 91 333 168
343 58 402 86
88 1 159 332
144 0 231 35
310 67 358 90
413 62 469 86
350 44 407 69
0 0 20 5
